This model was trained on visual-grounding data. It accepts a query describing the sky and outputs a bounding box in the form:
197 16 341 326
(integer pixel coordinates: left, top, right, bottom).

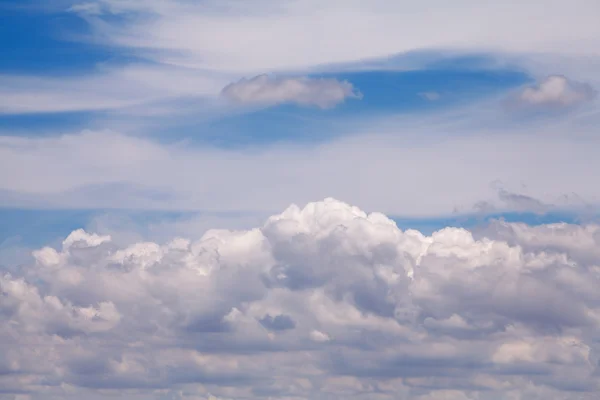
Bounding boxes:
1 1 600 399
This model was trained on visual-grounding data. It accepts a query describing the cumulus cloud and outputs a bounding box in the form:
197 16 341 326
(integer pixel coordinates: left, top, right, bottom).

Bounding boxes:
221 75 362 109
515 75 596 109
2 198 600 399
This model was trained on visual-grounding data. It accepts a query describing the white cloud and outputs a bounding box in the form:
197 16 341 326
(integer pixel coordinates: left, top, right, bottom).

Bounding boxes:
70 0 600 73
516 75 596 108
221 75 362 109
0 65 230 115
2 198 600 399
3 1 600 116
1 110 600 216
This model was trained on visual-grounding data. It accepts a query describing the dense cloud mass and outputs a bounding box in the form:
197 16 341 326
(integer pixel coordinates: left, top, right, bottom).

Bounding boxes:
2 198 600 400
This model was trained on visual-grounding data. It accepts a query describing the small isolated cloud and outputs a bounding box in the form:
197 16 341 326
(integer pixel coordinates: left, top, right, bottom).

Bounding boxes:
221 74 362 109
419 91 441 101
515 75 596 109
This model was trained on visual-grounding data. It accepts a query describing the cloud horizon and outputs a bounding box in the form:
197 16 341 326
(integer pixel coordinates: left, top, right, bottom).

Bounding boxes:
2 198 600 399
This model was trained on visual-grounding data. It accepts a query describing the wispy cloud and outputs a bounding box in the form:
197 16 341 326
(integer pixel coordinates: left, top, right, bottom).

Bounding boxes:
64 1 600 73
0 65 230 115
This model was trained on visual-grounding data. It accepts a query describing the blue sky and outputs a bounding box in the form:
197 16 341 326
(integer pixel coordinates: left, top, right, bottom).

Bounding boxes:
2 2 600 399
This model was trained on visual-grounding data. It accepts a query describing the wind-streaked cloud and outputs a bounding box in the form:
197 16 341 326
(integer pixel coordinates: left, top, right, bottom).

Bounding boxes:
221 75 362 109
0 65 230 115
65 0 600 72
515 75 596 109
1 198 600 399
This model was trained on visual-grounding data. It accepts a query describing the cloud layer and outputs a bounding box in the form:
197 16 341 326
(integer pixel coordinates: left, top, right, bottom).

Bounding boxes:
1 121 599 216
221 75 362 109
2 198 600 399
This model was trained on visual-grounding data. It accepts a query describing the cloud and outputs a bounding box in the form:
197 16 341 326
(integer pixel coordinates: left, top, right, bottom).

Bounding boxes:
0 65 230 115
515 75 596 109
4 1 600 118
1 198 600 399
67 1 600 72
221 74 362 109
2 111 600 216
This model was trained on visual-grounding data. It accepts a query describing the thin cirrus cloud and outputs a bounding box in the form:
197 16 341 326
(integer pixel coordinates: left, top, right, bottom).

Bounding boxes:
221 74 363 109
0 66 231 115
1 198 600 399
65 0 600 72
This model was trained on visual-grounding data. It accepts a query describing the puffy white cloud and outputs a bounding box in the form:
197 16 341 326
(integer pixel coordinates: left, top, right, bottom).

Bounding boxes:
221 75 362 109
515 75 596 109
1 198 600 399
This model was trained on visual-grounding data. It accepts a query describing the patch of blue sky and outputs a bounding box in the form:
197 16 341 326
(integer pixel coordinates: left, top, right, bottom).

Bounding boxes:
323 68 531 113
0 208 97 249
0 208 591 251
0 208 249 248
0 4 140 75
0 111 96 135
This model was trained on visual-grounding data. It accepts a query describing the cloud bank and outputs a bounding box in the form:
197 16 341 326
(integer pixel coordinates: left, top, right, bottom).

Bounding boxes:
221 75 362 109
2 198 600 399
